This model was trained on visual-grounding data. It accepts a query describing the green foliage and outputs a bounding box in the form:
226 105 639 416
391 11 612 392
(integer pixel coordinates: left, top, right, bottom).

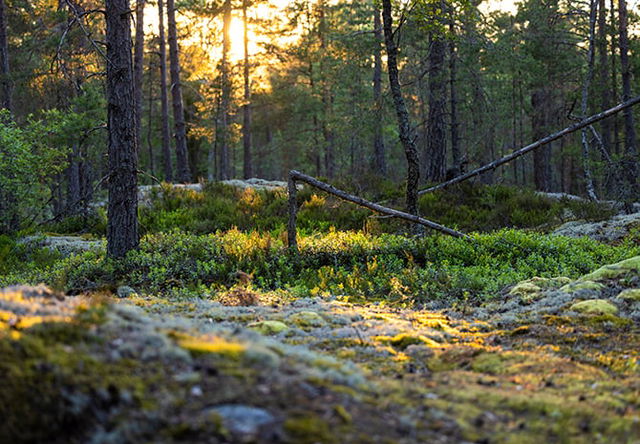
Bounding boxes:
6 228 636 305
131 182 616 238
0 235 61 282
0 112 67 234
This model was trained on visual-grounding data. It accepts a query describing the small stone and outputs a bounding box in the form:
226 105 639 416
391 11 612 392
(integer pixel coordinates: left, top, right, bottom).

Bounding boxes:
116 286 138 298
247 320 289 335
190 386 203 397
209 405 276 438
617 288 640 302
569 299 618 315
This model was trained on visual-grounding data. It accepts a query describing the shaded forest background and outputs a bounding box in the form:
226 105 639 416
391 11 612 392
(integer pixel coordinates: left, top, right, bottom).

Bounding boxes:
0 0 639 235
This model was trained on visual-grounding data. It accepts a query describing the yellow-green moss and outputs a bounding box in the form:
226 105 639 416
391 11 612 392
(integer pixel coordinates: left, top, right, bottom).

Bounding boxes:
284 415 336 444
569 299 618 315
560 280 606 294
616 288 640 302
247 320 289 335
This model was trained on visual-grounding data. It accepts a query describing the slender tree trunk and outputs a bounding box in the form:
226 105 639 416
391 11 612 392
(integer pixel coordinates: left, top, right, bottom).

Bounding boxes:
0 0 11 111
381 0 420 215
581 0 598 200
106 0 139 258
134 0 145 163
146 56 156 176
449 12 460 172
610 0 620 154
158 0 172 182
425 28 447 182
242 0 253 179
372 6 386 175
218 0 232 180
319 1 335 178
597 0 612 160
617 0 638 200
166 0 191 183
532 88 553 191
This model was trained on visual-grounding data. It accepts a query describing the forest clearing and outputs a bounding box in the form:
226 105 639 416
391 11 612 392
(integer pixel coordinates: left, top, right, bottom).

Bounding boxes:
1 0 640 442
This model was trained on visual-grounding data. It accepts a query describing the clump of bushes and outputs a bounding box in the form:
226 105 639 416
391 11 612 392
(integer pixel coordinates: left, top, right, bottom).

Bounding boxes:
45 182 616 238
5 229 637 304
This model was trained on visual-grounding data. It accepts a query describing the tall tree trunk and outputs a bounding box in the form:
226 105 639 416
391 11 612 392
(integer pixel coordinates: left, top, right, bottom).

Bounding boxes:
218 0 232 180
381 0 419 215
166 0 191 183
531 88 553 191
372 6 386 175
597 0 612 159
610 0 620 154
581 0 598 200
134 0 145 165
146 55 156 176
106 0 139 258
0 0 11 111
158 0 172 182
242 0 253 179
617 0 638 201
319 1 335 178
449 12 461 172
425 28 447 182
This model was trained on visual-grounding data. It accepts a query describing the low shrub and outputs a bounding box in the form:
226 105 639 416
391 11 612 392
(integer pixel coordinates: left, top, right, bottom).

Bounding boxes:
6 229 637 305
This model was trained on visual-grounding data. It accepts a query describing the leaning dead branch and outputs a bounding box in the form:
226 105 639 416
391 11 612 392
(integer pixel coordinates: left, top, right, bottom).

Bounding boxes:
419 95 640 195
287 170 468 252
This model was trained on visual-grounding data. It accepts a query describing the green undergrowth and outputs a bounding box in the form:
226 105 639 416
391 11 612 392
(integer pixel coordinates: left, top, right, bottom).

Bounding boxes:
3 228 637 304
42 182 617 237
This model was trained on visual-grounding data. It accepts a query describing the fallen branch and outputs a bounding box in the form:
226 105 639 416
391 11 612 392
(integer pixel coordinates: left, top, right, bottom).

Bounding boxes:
287 170 468 252
419 95 640 194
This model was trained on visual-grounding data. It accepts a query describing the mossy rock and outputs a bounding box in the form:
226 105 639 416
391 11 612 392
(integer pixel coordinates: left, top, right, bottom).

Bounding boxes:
248 320 289 335
509 277 571 301
616 288 640 302
288 311 326 328
374 333 440 350
579 256 640 282
470 352 528 375
560 280 606 294
569 299 618 316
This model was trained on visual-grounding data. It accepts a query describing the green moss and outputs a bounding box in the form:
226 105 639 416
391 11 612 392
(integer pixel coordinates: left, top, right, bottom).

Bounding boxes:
616 288 640 301
569 299 618 315
470 352 527 375
579 256 640 282
288 311 326 328
284 415 336 444
248 320 289 335
374 333 440 350
560 280 606 293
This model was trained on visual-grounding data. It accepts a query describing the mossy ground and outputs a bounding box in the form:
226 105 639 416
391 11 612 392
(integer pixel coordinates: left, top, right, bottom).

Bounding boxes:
2 185 639 442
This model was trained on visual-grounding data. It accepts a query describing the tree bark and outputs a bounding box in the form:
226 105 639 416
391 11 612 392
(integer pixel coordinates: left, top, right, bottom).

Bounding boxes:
581 0 598 200
425 17 447 182
134 0 145 166
218 0 232 180
597 0 612 159
158 0 172 182
242 0 253 179
617 0 638 201
372 6 386 175
167 0 191 183
0 0 11 111
319 0 335 178
449 10 461 172
106 0 139 258
531 88 553 191
381 0 420 215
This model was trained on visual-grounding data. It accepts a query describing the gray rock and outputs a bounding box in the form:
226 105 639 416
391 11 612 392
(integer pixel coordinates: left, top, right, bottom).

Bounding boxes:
19 235 103 257
116 286 138 298
209 404 277 439
553 212 640 243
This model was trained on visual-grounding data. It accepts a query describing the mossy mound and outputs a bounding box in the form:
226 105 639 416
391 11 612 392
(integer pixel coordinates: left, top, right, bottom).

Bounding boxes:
569 299 619 315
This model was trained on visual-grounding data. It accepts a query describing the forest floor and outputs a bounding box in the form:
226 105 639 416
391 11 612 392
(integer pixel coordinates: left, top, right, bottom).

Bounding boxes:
2 253 639 443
